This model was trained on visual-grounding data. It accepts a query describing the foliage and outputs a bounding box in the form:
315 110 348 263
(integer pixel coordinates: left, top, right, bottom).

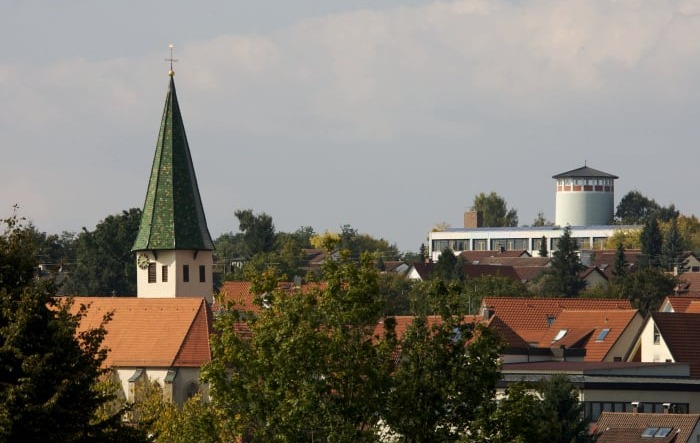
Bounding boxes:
471 192 518 227
661 217 685 272
616 267 676 315
532 211 553 227
474 382 545 443
204 252 394 442
612 242 627 278
433 248 466 282
603 229 641 249
537 374 587 443
234 209 276 258
615 190 679 225
62 208 142 296
538 235 548 258
383 317 504 443
638 217 662 269
540 226 586 297
0 212 147 443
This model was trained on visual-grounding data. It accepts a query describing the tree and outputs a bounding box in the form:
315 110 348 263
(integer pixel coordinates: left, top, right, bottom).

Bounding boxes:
383 316 504 443
474 382 545 443
203 253 394 442
62 208 142 296
612 242 627 278
537 374 587 443
661 217 685 272
471 192 518 227
532 211 553 227
638 217 662 269
541 226 586 297
234 209 276 258
433 248 465 283
0 212 146 443
615 190 660 224
538 235 548 258
617 268 676 315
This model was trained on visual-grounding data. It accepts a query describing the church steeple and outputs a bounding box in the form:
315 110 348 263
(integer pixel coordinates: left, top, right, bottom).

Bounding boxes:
133 75 214 252
133 63 214 302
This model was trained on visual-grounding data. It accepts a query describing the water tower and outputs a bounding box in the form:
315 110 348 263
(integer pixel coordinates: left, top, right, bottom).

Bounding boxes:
553 165 618 227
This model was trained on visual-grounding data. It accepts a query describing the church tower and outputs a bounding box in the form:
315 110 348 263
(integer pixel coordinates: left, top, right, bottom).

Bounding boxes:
132 67 215 303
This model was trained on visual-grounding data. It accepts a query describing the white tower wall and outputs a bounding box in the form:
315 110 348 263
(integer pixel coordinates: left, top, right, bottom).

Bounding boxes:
555 191 615 226
136 250 213 303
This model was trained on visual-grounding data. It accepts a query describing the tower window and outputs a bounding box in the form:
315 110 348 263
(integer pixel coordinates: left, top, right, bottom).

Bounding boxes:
183 265 190 283
162 265 168 283
148 263 156 283
199 265 205 283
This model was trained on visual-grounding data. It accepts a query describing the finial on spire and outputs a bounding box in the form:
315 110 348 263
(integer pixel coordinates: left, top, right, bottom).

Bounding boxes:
165 43 178 77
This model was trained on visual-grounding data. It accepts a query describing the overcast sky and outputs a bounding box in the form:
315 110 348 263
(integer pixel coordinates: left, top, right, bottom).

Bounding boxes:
2 0 700 252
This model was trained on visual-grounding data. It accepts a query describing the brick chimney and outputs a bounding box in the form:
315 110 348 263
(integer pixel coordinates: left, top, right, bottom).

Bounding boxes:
464 210 483 228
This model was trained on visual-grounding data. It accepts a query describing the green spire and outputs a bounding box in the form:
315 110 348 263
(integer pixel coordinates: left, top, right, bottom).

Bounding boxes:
133 76 214 251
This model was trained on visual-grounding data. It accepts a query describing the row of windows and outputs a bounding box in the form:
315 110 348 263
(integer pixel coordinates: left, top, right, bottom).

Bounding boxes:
147 263 206 284
557 178 613 186
432 237 608 253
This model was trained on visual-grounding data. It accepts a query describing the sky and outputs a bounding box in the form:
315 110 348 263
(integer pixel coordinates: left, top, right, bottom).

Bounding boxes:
2 0 700 253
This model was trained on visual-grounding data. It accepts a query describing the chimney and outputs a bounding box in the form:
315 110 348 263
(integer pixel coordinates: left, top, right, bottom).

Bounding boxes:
631 402 639 413
481 305 494 321
464 210 483 228
663 403 671 414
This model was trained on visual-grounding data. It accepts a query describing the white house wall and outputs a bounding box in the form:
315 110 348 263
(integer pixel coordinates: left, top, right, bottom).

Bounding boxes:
639 318 675 363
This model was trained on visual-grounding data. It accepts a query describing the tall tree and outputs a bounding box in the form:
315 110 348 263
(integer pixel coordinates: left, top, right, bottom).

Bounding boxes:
638 216 662 269
204 252 394 442
532 211 553 227
612 242 627 278
615 190 660 224
538 235 548 258
541 226 586 297
537 374 587 443
617 268 677 315
234 209 276 258
63 208 142 296
471 192 518 227
0 213 146 443
661 217 685 272
433 248 465 283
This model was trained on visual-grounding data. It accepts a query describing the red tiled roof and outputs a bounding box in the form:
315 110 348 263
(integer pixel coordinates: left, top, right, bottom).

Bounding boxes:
410 263 521 282
64 297 211 368
676 273 700 296
481 297 633 332
536 309 640 361
651 312 700 377
595 412 700 443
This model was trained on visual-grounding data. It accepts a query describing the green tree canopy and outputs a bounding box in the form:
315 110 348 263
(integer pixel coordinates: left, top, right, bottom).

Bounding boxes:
471 192 518 227
639 217 663 269
234 209 276 258
62 208 141 296
541 226 586 297
0 212 146 443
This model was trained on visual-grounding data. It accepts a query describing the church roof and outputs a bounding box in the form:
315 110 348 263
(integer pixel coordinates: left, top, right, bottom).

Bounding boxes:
133 75 214 251
552 165 618 179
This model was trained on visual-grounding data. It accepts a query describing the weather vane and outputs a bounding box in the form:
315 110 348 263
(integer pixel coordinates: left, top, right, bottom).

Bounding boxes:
165 43 178 77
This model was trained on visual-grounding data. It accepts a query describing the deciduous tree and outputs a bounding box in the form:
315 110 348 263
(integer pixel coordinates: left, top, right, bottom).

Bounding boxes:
471 192 518 227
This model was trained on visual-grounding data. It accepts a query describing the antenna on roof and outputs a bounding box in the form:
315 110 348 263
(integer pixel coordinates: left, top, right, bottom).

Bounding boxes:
165 43 178 77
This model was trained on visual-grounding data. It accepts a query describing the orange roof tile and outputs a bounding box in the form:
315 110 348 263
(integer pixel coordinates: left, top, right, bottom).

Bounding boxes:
481 297 632 330
536 309 640 361
661 295 700 313
64 297 211 368
595 412 700 443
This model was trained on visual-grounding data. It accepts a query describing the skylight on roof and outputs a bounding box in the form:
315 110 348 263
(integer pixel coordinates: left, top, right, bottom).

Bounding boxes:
552 329 567 342
654 427 672 438
641 427 658 437
595 328 611 341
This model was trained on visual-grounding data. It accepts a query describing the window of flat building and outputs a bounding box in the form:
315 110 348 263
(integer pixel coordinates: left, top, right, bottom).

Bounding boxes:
161 265 168 283
148 263 156 283
473 239 487 251
199 265 205 283
183 265 189 283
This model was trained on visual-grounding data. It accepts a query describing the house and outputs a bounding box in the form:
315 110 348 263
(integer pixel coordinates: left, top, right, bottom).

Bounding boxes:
632 312 700 377
406 262 520 282
594 411 700 442
66 297 212 405
660 296 700 313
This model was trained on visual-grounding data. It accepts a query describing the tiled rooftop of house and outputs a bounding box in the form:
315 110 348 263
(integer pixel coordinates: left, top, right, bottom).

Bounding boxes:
652 312 700 377
64 297 212 368
595 412 700 443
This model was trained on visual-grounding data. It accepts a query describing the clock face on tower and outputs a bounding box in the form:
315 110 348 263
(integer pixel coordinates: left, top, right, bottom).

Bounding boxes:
137 253 150 270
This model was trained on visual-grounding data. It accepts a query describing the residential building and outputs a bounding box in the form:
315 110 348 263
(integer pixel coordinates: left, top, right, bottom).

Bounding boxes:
594 411 700 442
